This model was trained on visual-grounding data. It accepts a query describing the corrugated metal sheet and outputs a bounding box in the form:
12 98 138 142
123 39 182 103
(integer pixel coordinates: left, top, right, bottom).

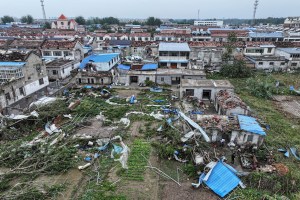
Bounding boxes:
118 64 130 70
0 62 26 67
141 63 158 71
204 161 240 198
80 53 119 69
238 115 266 136
158 42 190 52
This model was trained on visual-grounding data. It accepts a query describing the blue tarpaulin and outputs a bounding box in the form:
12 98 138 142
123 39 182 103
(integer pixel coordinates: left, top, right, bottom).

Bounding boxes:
141 63 158 71
118 64 130 70
238 115 266 136
84 85 93 89
204 161 241 198
0 62 26 67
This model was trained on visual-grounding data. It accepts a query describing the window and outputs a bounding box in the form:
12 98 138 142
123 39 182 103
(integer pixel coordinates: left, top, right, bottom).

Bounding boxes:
53 51 62 56
62 68 65 74
181 63 188 67
5 93 11 100
39 78 44 85
161 77 164 82
35 64 41 73
43 51 51 56
64 51 70 56
267 48 272 53
258 62 263 65
247 134 254 142
269 62 274 66
185 89 194 96
281 62 285 65
146 77 150 81
291 63 297 67
61 22 64 25
19 87 25 96
53 70 58 75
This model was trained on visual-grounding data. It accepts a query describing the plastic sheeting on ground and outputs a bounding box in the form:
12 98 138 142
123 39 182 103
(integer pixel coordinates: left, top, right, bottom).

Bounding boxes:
29 97 57 108
45 122 62 135
179 111 210 142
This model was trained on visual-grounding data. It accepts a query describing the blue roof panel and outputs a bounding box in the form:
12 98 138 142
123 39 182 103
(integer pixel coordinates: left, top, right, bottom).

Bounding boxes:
238 115 266 136
0 62 26 67
141 63 158 71
80 53 119 69
204 161 240 198
249 32 284 38
118 64 130 70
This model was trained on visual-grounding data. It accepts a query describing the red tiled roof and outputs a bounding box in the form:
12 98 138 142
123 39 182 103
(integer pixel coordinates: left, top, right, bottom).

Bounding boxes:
58 14 68 20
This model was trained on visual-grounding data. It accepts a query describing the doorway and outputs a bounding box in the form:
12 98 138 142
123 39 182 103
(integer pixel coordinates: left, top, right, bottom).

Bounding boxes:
202 90 211 100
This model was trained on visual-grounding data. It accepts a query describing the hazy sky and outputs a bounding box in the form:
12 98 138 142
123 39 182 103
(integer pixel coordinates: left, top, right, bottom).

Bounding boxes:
0 0 299 19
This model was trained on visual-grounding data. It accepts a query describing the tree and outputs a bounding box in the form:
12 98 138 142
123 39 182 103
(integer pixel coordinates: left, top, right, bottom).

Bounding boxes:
146 17 162 26
43 22 51 29
21 15 34 24
101 17 119 25
220 60 252 78
1 15 14 24
223 32 237 62
132 20 142 25
75 16 86 25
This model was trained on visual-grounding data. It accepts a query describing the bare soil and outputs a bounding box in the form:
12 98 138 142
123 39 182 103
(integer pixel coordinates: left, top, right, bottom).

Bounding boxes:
273 95 300 118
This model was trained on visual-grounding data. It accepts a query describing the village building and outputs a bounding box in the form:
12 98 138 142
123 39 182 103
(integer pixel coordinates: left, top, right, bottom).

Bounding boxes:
180 79 234 100
248 32 284 42
194 20 224 27
276 48 300 69
215 90 250 116
0 52 49 114
51 14 79 31
46 59 80 81
243 43 276 56
283 17 300 29
7 39 44 52
245 55 287 71
41 39 84 61
158 42 190 68
75 53 120 85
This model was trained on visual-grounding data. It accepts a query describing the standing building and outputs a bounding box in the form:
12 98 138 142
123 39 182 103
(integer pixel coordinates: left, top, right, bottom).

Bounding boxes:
276 48 300 69
158 42 190 68
75 53 120 85
46 59 80 81
51 14 79 30
41 39 84 61
0 52 49 114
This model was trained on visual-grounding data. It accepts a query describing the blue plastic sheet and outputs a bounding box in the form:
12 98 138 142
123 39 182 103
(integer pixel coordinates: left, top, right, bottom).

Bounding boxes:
113 144 123 154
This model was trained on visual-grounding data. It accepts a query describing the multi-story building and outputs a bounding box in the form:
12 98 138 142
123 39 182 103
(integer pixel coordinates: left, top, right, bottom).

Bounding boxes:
46 59 80 81
284 17 300 29
41 39 84 61
158 42 190 68
76 53 120 85
276 48 300 69
51 14 78 30
0 51 49 114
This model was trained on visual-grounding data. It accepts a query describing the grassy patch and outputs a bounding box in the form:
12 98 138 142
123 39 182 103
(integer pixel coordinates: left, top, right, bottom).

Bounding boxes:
120 140 151 181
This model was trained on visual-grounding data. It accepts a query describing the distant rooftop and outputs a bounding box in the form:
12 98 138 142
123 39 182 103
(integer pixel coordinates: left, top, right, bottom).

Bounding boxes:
159 42 190 52
249 32 284 38
80 53 119 69
277 48 300 54
181 79 234 88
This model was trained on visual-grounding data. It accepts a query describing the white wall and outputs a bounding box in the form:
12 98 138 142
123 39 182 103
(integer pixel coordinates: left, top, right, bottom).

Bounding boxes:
24 76 49 95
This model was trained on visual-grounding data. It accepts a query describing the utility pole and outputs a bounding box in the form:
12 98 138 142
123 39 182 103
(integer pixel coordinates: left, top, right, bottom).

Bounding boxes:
40 0 47 22
198 9 200 21
252 0 259 26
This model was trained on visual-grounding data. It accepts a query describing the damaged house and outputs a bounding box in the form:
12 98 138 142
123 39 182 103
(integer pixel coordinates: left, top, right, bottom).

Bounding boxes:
46 59 80 81
215 90 250 116
76 53 120 85
0 51 49 114
41 39 84 61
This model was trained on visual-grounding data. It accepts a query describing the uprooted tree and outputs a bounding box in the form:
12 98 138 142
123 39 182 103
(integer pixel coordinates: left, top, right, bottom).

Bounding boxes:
220 60 252 78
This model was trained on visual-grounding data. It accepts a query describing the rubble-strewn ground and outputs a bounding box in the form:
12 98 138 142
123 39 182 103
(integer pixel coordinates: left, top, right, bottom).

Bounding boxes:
1 72 300 200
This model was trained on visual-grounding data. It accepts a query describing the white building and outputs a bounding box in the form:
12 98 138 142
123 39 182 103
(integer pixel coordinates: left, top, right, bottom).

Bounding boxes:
194 20 223 27
51 14 78 30
276 48 300 69
243 44 276 57
46 59 80 81
158 42 190 68
0 52 49 113
246 56 287 71
180 79 234 101
41 39 84 61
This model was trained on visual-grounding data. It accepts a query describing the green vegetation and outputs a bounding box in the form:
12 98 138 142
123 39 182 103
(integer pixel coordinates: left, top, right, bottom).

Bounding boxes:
20 15 34 24
120 140 151 181
146 17 162 26
75 16 86 25
1 15 14 24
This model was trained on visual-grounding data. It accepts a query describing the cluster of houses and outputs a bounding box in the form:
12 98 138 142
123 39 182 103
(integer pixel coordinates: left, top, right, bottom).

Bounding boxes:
0 16 299 116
